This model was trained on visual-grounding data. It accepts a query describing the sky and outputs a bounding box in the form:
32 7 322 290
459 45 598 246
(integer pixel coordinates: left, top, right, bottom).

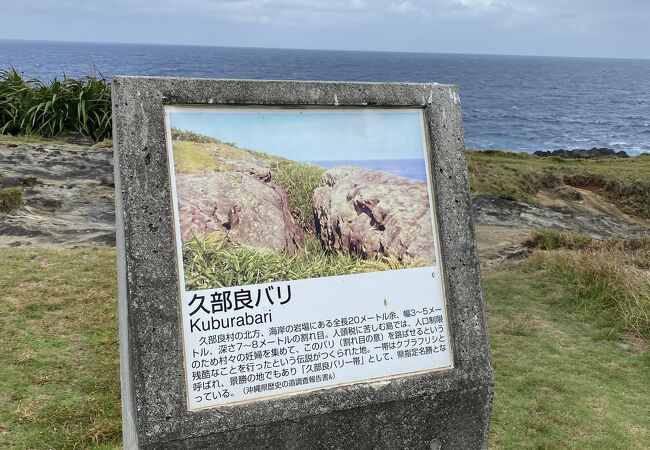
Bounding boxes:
1 0 650 59
167 107 427 161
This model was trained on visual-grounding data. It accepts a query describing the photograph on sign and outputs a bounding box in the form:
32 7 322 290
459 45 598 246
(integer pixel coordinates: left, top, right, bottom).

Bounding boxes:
165 106 453 410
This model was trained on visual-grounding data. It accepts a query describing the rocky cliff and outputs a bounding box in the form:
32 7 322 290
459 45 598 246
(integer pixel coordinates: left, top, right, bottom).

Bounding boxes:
312 166 436 263
176 167 303 254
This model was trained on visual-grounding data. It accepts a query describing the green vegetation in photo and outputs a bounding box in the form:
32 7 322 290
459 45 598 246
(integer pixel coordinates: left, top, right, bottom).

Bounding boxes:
182 236 425 290
172 140 225 173
0 187 23 213
485 267 650 449
259 157 324 232
0 69 111 142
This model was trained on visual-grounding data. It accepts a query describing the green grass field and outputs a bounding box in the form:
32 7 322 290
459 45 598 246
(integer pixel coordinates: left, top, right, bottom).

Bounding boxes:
1 245 648 449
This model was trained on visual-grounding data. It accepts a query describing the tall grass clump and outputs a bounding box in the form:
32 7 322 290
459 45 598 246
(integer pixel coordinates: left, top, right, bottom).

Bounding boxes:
263 158 325 232
0 69 111 142
183 236 425 290
526 228 596 251
526 229 650 339
0 187 23 213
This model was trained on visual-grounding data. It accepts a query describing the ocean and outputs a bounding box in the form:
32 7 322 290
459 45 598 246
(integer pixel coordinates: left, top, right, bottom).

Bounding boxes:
308 159 427 182
1 39 650 154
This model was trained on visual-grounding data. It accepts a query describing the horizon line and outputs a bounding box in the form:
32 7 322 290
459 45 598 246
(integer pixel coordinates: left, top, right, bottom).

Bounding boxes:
1 37 649 63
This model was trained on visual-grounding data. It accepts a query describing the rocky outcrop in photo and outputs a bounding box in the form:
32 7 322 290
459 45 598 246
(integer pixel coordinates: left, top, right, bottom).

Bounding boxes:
176 164 303 254
312 166 436 263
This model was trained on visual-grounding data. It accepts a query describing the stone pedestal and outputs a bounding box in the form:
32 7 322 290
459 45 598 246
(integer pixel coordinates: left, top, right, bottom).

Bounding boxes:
113 78 493 449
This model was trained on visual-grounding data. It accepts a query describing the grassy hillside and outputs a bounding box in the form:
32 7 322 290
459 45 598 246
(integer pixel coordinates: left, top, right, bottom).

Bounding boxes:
486 266 649 449
467 150 650 218
525 230 650 339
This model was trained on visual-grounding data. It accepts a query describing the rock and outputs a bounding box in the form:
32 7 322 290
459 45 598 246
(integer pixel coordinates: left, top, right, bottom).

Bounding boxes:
175 170 303 253
534 147 629 159
312 166 435 263
471 195 649 239
55 132 96 146
0 142 115 247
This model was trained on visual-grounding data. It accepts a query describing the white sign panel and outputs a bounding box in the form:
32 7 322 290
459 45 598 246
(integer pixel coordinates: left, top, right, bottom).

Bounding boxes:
165 106 453 410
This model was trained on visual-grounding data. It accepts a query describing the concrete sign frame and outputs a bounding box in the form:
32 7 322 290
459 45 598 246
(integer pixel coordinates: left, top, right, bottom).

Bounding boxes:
113 77 493 449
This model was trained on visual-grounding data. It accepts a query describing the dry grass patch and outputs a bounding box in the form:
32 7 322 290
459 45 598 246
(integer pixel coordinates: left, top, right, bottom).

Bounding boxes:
525 230 650 340
0 187 23 213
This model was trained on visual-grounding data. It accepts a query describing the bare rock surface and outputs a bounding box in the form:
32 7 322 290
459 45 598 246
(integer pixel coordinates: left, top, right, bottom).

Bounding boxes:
312 166 436 263
533 147 628 159
175 165 303 254
0 142 115 247
1 141 647 264
472 191 649 240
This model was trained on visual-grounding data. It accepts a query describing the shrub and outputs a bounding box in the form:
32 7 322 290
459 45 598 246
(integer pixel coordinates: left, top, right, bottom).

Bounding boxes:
0 69 111 142
0 187 23 213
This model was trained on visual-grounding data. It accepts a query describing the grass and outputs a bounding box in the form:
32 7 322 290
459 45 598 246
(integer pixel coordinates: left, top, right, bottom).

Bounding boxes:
0 69 111 143
0 133 74 146
524 230 650 340
0 187 23 213
260 157 324 232
171 140 225 173
183 236 424 290
467 150 650 218
486 268 650 449
0 247 120 449
1 246 648 448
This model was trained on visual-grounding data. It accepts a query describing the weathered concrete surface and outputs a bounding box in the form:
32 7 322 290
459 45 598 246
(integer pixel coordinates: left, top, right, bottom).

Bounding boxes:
112 78 493 449
313 166 436 263
176 170 303 253
0 141 115 247
146 385 493 449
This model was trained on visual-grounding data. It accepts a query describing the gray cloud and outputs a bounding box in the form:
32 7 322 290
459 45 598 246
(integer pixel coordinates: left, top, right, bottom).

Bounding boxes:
3 0 650 57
